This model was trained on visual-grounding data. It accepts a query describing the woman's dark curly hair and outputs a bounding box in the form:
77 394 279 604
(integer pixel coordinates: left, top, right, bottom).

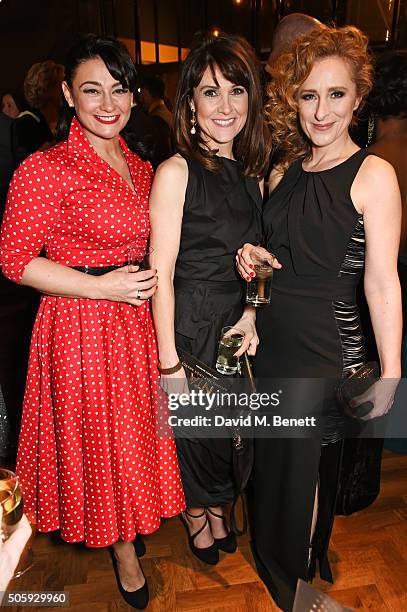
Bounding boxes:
368 50 407 119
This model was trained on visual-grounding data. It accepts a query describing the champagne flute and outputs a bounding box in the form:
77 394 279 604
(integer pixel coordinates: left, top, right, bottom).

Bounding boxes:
0 468 34 578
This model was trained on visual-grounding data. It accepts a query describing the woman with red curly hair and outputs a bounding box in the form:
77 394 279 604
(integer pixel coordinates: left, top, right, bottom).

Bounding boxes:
237 25 402 610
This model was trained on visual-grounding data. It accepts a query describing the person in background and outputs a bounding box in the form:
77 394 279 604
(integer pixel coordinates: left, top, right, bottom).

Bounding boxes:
10 62 63 166
10 60 65 165
23 60 64 138
265 12 322 75
0 113 14 211
139 74 172 128
0 110 19 460
237 25 401 611
0 34 185 610
138 75 173 167
1 99 40 462
125 103 172 170
1 87 51 167
150 32 270 565
1 110 35 464
1 90 28 119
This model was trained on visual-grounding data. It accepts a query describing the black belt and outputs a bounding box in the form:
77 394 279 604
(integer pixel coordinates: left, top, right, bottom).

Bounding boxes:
71 264 124 276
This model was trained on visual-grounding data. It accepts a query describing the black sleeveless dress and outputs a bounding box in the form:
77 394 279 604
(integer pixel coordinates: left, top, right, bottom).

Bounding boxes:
251 150 370 611
174 155 262 507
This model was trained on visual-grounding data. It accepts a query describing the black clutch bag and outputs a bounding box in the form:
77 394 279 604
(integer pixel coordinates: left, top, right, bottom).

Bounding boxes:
337 361 380 418
176 347 233 395
335 360 383 516
176 347 254 535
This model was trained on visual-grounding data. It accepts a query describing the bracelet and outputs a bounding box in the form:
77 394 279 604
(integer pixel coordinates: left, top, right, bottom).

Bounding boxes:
157 360 182 375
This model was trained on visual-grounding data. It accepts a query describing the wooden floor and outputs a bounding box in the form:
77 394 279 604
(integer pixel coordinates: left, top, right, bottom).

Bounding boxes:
5 450 407 612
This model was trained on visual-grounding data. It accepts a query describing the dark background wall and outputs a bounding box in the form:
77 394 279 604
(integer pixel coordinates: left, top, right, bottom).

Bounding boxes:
0 0 76 91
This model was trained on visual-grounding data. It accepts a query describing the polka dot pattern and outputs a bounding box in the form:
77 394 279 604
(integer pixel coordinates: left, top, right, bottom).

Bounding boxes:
0 118 185 547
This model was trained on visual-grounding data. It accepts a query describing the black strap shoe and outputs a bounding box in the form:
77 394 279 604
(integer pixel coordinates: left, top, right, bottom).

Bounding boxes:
180 510 219 565
206 507 237 554
109 547 149 610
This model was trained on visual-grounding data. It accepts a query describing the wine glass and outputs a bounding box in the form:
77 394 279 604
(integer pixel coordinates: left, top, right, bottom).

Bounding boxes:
0 468 34 578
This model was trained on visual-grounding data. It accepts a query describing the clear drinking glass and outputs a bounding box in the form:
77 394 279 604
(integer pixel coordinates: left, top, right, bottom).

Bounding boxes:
215 327 245 375
246 257 274 307
0 468 34 578
127 243 154 273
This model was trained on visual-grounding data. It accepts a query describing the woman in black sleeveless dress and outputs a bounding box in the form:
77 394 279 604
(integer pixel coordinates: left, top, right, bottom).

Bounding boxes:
237 26 402 610
150 33 270 564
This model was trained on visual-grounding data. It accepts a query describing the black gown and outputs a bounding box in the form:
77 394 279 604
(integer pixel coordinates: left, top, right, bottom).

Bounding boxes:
251 150 371 611
174 155 262 507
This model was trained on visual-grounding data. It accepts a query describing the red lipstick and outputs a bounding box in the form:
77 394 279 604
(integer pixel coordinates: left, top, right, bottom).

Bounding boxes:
94 115 120 125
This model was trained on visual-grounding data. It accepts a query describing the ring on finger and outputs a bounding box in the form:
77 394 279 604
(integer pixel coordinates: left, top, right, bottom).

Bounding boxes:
136 289 142 299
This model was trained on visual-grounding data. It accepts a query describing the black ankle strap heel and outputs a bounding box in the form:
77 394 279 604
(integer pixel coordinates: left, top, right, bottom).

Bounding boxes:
206 508 237 554
180 510 219 565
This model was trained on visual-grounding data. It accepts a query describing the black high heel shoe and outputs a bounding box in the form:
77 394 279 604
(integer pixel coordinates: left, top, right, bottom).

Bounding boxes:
109 546 149 610
206 507 237 554
180 510 219 565
134 534 146 557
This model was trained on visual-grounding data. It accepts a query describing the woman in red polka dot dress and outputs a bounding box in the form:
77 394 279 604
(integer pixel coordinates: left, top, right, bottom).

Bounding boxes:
0 35 185 609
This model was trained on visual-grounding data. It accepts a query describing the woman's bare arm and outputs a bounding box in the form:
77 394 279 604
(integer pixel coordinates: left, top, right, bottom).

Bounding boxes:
19 258 157 306
150 155 188 370
353 155 402 378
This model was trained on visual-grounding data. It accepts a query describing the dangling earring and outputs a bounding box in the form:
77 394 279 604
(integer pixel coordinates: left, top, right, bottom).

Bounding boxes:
190 106 197 134
366 113 375 147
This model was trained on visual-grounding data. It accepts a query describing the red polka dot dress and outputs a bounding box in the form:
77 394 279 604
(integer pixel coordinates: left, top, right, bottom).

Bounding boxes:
0 118 185 547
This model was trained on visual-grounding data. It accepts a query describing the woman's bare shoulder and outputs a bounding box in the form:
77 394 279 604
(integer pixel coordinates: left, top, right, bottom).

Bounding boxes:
353 152 400 215
155 154 188 179
150 155 188 207
360 153 397 181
